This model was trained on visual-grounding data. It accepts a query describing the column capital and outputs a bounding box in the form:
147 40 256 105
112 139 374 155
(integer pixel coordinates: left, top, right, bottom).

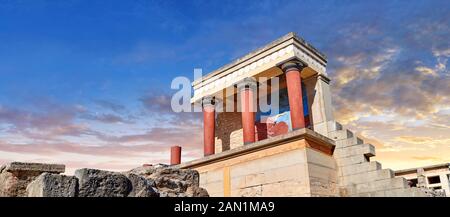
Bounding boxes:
202 96 216 107
280 60 307 73
234 77 258 92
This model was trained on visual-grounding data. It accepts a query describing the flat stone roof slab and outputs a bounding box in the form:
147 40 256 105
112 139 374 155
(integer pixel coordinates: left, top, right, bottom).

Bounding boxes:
4 162 65 174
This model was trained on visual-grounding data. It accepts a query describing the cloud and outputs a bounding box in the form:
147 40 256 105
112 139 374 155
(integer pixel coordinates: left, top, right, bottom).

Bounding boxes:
95 126 203 151
411 156 442 161
0 103 78 130
0 100 93 139
394 136 432 144
0 139 168 157
94 99 126 113
80 113 133 124
140 92 202 126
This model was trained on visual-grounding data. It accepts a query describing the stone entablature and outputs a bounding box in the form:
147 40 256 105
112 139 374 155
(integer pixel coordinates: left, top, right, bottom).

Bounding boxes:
191 32 328 103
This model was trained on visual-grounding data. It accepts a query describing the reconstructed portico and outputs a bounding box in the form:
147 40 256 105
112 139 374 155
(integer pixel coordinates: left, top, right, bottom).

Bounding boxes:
178 32 439 197
191 32 335 153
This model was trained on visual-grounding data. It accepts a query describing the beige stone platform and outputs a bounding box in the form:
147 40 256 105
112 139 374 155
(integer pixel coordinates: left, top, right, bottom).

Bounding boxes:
179 129 338 197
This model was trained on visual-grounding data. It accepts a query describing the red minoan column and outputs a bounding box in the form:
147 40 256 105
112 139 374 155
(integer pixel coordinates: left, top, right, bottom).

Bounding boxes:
237 78 257 144
170 146 181 165
281 61 306 130
203 96 216 156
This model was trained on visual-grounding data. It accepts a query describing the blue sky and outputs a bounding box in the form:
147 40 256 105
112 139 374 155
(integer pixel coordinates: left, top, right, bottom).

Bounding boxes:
0 0 449 173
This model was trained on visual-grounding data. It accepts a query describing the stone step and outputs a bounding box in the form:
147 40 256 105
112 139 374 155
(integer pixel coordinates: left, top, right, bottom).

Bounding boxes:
335 155 369 167
383 187 430 197
4 162 65 174
329 129 353 141
338 161 382 177
339 169 395 186
335 136 364 148
326 121 343 132
334 144 376 159
350 177 409 194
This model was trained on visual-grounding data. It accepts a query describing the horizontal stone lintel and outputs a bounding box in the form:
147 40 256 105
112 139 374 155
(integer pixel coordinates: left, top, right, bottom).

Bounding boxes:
4 162 65 174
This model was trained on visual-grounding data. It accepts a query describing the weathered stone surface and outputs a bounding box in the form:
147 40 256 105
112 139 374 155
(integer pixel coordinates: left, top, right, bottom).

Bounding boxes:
0 162 208 197
185 186 209 197
5 162 65 174
75 168 131 197
128 164 209 197
0 162 65 197
26 172 78 197
124 173 159 197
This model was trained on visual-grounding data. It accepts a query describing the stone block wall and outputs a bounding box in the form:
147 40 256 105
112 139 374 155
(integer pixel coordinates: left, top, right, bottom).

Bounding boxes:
185 131 339 197
326 121 441 197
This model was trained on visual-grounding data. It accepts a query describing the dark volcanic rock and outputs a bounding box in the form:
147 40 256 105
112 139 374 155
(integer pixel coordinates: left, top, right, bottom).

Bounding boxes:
128 164 209 197
75 168 132 197
0 162 208 197
124 173 159 197
26 172 78 197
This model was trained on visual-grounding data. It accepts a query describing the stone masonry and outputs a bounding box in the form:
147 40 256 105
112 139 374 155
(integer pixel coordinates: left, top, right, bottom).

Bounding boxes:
0 162 209 197
327 121 440 197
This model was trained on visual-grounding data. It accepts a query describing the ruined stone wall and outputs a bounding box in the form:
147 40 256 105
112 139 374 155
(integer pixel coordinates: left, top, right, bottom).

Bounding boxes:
0 162 208 197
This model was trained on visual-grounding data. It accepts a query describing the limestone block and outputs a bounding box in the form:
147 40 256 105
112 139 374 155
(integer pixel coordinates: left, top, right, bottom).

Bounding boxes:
339 184 357 196
371 191 387 197
308 163 338 181
26 172 78 197
334 138 358 149
0 162 65 197
334 155 368 167
334 137 364 149
334 144 375 158
244 173 265 187
238 185 262 197
201 180 223 195
262 164 309 184
309 177 338 196
230 164 309 190
339 161 381 177
200 169 222 183
383 188 429 197
353 191 387 197
328 129 353 141
75 168 132 197
231 176 246 190
326 121 343 133
261 180 310 196
0 171 21 197
351 177 408 194
306 148 337 169
4 162 65 174
230 129 244 149
339 169 394 185
231 149 307 177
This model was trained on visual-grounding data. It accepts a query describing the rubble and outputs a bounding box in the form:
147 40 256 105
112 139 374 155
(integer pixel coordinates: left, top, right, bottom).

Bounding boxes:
0 162 208 197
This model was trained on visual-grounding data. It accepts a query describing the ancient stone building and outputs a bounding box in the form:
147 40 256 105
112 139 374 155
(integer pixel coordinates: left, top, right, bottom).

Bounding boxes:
176 32 442 197
395 163 450 196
